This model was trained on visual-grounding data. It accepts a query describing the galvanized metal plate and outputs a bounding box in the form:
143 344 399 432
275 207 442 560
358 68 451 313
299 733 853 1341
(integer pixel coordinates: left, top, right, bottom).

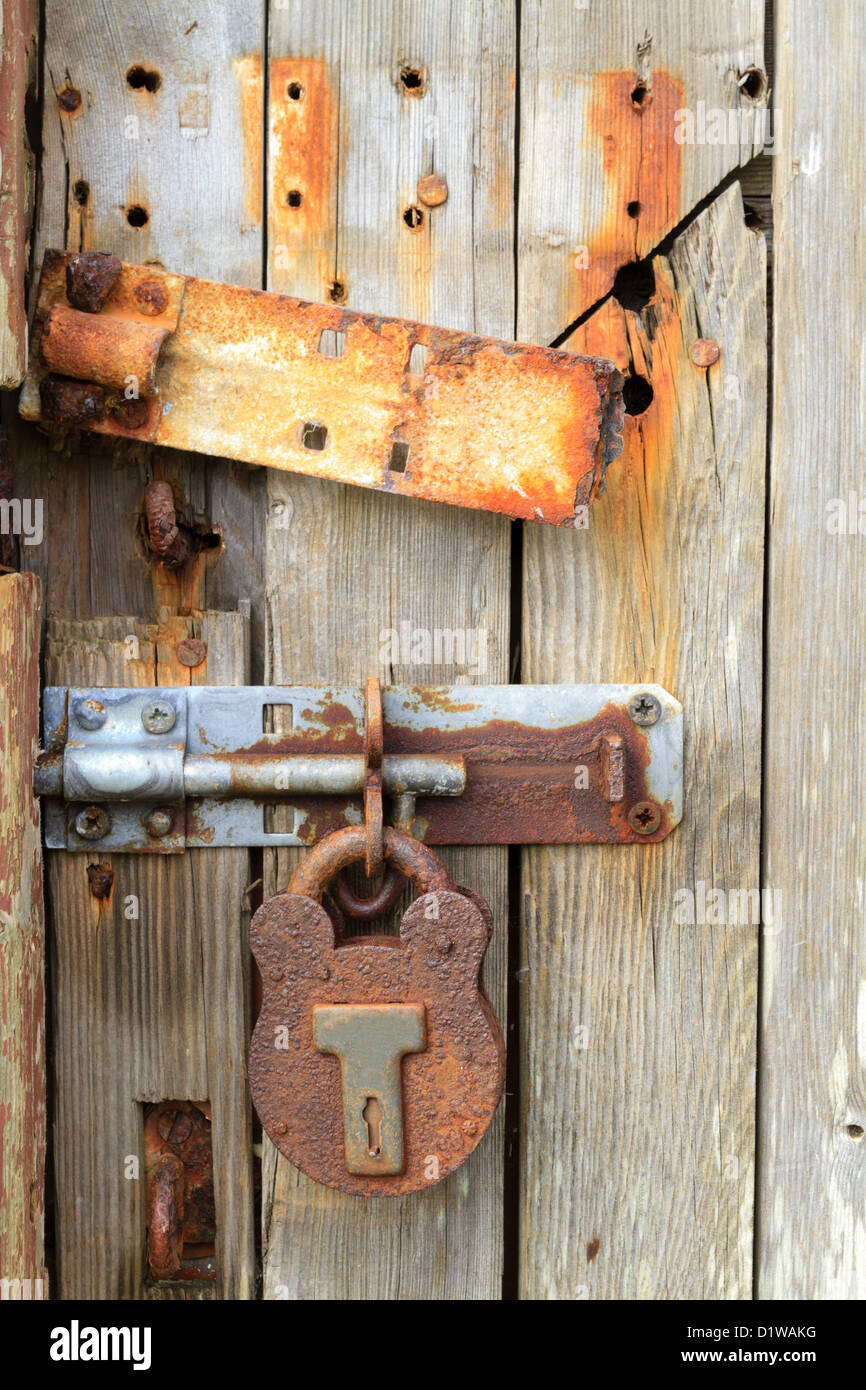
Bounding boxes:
39 684 682 851
21 252 624 527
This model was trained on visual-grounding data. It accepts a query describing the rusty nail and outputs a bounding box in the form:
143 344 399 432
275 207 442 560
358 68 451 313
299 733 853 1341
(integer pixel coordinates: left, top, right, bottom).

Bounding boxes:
141 699 176 734
435 933 454 954
143 807 174 838
144 480 192 570
66 252 122 313
690 338 721 368
86 863 114 901
628 801 662 835
627 692 661 726
57 86 82 112
269 966 284 982
273 1121 288 1136
176 637 207 668
73 696 107 730
111 397 149 431
417 174 448 207
74 805 111 841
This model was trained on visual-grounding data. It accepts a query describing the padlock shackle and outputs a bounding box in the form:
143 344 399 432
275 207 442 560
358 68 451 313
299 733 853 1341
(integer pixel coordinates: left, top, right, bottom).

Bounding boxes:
287 826 455 902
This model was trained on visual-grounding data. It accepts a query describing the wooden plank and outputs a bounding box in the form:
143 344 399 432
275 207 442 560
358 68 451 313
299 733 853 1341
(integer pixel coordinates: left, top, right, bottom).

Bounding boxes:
519 0 769 333
46 612 255 1299
758 0 866 1300
17 0 266 636
518 180 766 1297
261 0 514 1300
0 0 37 387
0 571 46 1297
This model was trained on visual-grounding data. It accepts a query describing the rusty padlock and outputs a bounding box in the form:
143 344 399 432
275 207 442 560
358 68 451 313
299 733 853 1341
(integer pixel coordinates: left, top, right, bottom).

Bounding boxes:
249 826 505 1196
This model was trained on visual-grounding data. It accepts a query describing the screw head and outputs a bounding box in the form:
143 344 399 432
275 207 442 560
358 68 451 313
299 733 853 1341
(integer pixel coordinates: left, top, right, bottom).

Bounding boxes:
176 637 207 668
143 807 174 838
141 699 176 734
269 966 285 982
73 696 107 731
628 800 662 835
690 338 721 368
627 692 662 726
157 1107 193 1147
74 805 111 840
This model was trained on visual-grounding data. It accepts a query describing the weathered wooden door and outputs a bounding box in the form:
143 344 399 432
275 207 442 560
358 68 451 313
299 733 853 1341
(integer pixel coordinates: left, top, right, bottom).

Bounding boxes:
5 0 864 1301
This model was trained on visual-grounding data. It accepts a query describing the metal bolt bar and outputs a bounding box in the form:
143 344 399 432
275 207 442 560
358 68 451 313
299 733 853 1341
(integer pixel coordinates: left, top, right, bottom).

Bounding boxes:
181 753 465 798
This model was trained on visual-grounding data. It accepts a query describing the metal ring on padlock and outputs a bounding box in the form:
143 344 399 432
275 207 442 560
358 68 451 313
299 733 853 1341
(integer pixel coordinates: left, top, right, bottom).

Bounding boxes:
287 825 454 902
331 867 406 922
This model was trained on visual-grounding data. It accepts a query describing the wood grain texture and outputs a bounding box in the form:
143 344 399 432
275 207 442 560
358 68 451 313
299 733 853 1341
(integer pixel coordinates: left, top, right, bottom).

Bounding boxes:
519 0 768 335
17 0 267 645
46 612 255 1300
758 0 866 1300
519 183 766 1298
260 0 513 1300
0 572 46 1295
0 0 37 387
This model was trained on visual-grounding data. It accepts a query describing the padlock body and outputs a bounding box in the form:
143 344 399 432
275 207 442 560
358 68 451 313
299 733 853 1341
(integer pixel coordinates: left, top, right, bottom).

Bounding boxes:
250 888 504 1196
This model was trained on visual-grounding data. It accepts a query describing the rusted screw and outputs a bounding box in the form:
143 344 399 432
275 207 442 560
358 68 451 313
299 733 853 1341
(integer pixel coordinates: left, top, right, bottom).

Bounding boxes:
628 801 662 835
141 699 176 734
157 1107 194 1148
417 174 448 207
176 637 207 668
627 692 661 726
143 807 174 838
269 966 285 982
73 696 107 731
57 86 82 113
74 805 111 841
690 338 721 368
66 252 122 313
87 863 115 901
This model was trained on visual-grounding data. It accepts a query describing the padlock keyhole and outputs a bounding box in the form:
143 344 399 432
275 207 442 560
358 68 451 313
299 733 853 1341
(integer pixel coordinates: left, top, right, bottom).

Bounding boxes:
362 1095 384 1157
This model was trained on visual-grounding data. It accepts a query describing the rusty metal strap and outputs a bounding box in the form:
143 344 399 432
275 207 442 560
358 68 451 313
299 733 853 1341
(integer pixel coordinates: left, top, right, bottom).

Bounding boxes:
20 251 624 526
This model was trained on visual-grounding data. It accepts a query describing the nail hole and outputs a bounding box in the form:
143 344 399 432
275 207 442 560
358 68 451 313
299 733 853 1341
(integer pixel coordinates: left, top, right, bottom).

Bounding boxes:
743 203 765 230
623 374 654 415
73 179 90 206
126 65 162 93
612 258 655 311
631 81 649 108
399 65 426 95
739 68 766 101
126 205 149 228
287 189 303 208
626 200 641 219
403 205 424 230
328 279 347 304
318 328 346 358
388 440 410 473
408 343 427 377
301 422 328 451
286 81 304 101
847 1124 864 1140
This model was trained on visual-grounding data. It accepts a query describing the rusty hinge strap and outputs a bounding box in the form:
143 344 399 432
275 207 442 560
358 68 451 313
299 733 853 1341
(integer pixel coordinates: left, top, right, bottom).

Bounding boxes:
20 251 624 527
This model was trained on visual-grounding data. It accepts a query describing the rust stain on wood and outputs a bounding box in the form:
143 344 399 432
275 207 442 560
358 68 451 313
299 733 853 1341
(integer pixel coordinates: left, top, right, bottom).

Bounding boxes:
573 70 684 321
0 0 38 386
234 54 263 227
268 56 335 295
